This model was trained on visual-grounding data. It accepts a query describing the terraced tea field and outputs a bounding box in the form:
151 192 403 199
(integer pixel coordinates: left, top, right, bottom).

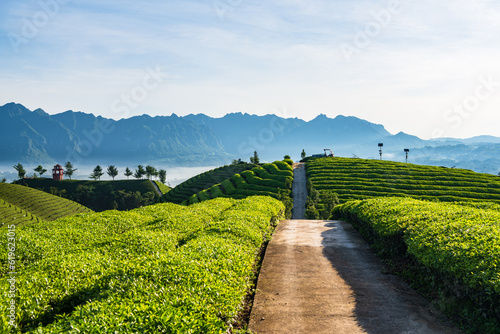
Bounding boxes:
0 196 284 333
332 197 500 333
180 161 293 205
307 157 500 204
0 199 42 228
153 180 171 195
0 183 92 225
160 163 256 204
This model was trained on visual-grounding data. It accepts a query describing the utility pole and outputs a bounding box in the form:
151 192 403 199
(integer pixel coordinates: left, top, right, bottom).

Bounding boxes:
378 143 383 160
404 149 410 163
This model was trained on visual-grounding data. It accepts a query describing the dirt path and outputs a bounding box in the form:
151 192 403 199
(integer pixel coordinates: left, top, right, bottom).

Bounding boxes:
292 163 306 219
248 220 461 333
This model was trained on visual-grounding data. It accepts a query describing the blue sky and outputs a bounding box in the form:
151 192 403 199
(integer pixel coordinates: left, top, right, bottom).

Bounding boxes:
1 0 500 139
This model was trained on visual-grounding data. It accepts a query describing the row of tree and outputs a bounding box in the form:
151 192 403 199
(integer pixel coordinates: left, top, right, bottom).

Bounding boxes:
232 151 261 165
12 162 77 180
231 150 307 166
12 162 167 184
89 165 167 184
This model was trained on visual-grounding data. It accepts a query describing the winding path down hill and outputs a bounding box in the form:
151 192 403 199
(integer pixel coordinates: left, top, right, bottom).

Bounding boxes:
248 164 460 333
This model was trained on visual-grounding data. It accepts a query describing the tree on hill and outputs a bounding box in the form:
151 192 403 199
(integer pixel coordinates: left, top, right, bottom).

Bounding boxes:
13 163 26 179
134 165 146 179
1 178 6 183
284 155 291 160
301 149 306 160
145 165 158 180
64 161 77 180
158 169 167 184
34 165 47 177
107 165 119 180
250 151 260 164
124 167 133 179
90 165 104 181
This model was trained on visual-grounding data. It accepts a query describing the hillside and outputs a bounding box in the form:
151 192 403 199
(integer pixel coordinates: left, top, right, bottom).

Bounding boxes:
160 163 257 204
15 178 159 212
307 157 500 205
0 197 285 333
153 180 171 195
0 198 43 228
0 183 92 225
182 161 293 205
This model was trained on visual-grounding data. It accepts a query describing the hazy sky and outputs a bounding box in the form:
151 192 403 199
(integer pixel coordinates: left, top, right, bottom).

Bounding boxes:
1 0 500 139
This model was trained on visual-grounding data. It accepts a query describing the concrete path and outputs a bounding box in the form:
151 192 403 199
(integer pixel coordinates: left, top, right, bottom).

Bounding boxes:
248 220 461 334
292 163 306 219
149 180 163 197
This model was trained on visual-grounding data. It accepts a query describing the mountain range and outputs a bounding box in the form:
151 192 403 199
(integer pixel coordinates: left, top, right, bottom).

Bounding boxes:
1 102 500 175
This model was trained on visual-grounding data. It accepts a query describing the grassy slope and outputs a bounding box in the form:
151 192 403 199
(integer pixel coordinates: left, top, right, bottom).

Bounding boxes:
183 161 293 205
0 197 285 333
160 163 257 204
153 181 171 195
0 199 42 228
0 183 92 226
307 157 500 204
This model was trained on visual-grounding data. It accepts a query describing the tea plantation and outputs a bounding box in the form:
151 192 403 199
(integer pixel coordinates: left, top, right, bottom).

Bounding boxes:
0 199 42 229
332 198 500 333
0 183 92 226
153 180 171 195
160 163 256 204
307 157 500 206
0 196 284 333
180 161 293 205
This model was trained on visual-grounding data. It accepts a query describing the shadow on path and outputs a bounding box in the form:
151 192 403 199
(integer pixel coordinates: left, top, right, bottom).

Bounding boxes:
248 220 461 334
320 220 460 334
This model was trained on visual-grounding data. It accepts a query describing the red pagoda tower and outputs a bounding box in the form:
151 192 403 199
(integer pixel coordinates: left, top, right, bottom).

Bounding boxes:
52 164 64 180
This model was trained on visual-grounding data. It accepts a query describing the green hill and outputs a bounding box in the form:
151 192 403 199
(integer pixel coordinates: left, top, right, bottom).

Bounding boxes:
16 178 159 211
160 163 257 204
0 183 92 226
306 157 500 206
181 161 294 216
0 198 43 228
153 180 171 195
0 196 284 332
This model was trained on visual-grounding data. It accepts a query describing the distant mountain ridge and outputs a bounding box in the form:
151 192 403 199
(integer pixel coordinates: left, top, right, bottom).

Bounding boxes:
1 102 230 166
1 102 500 174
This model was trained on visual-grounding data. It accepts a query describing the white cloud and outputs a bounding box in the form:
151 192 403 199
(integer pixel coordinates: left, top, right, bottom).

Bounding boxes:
1 0 500 139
